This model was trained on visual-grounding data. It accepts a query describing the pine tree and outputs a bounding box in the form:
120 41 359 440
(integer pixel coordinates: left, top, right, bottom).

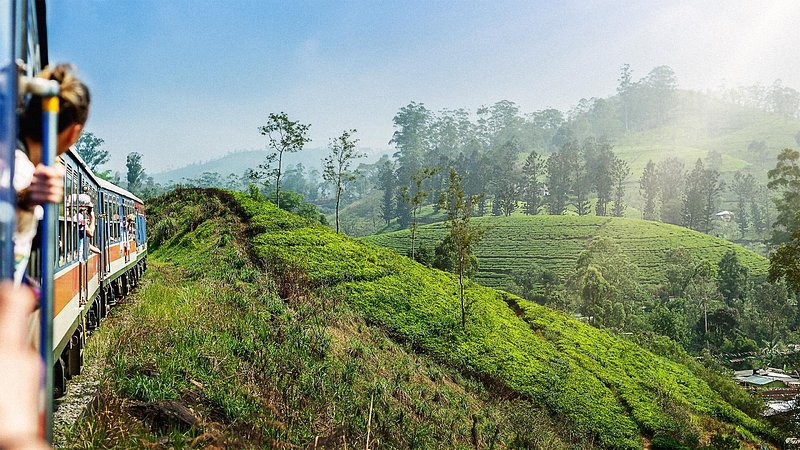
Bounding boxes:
521 150 543 215
639 160 658 220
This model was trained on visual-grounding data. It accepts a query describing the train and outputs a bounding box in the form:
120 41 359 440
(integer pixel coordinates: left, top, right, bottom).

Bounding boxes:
1 0 148 403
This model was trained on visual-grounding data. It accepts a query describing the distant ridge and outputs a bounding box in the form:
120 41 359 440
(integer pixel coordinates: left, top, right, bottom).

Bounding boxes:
150 147 388 185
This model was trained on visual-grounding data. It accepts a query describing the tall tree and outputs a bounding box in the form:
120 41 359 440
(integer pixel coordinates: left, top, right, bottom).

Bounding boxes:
639 160 658 220
730 171 755 238
492 178 519 216
717 249 748 307
74 131 109 172
486 100 523 145
402 167 438 260
753 281 792 347
682 159 707 231
611 158 630 217
684 260 720 348
617 64 634 133
767 148 800 244
656 158 684 224
375 158 397 225
257 112 312 209
769 226 800 292
390 102 431 176
682 159 719 233
751 185 770 235
391 102 432 226
439 168 484 329
770 79 800 119
642 65 678 127
546 144 573 215
700 167 721 233
323 129 364 233
488 139 522 216
521 150 544 215
573 237 636 329
125 152 145 194
572 140 592 216
592 142 615 216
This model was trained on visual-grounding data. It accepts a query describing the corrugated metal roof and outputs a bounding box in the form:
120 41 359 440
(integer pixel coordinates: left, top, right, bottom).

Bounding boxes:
741 375 781 386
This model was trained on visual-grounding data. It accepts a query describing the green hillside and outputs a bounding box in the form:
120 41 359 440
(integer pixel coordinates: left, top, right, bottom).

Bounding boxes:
614 90 800 180
362 214 769 292
71 189 778 448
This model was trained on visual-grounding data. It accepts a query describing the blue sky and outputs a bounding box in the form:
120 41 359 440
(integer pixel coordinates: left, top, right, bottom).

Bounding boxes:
47 0 800 174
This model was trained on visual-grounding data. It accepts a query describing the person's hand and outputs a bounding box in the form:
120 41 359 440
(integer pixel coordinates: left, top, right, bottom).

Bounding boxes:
0 283 48 449
26 164 65 206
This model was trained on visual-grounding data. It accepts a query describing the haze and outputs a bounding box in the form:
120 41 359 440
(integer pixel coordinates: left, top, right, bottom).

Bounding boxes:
47 0 800 173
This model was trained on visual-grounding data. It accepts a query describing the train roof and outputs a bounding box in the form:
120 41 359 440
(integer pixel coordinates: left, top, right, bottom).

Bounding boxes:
65 147 144 204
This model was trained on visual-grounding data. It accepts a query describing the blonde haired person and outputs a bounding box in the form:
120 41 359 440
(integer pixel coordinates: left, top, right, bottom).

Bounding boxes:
15 64 90 284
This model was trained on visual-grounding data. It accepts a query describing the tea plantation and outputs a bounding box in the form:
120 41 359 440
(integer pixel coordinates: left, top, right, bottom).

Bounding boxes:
362 214 769 291
231 190 775 448
74 189 777 449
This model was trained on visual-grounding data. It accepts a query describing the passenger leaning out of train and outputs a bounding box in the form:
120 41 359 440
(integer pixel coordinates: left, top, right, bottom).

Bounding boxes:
15 64 90 285
86 204 101 255
121 215 130 262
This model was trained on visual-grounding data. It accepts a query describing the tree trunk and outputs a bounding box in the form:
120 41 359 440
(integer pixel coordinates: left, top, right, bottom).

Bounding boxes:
276 150 283 208
335 184 341 233
410 210 417 260
460 258 466 329
703 297 708 348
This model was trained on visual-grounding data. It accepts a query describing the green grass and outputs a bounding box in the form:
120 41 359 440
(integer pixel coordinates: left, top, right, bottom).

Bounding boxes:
66 189 777 449
362 214 768 293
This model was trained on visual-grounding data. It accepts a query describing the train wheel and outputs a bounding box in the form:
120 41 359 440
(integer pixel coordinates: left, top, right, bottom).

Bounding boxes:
54 357 67 398
122 274 129 296
67 330 83 377
87 301 99 330
109 282 119 307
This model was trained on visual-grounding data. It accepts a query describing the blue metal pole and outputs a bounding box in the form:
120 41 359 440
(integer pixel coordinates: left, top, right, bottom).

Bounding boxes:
39 91 58 444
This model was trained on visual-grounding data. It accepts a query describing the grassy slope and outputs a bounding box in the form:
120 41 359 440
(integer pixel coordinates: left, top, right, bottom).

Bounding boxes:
234 190 777 448
362 214 769 293
69 189 776 449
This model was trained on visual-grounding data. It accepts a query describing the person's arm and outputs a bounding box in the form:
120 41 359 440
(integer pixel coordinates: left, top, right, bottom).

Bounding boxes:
18 164 65 209
0 283 48 450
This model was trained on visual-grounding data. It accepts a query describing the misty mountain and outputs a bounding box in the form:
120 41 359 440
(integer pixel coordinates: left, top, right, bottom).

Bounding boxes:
150 146 388 185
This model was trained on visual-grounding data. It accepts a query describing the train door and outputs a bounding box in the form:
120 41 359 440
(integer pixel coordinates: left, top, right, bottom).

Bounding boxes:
100 192 110 276
78 175 87 305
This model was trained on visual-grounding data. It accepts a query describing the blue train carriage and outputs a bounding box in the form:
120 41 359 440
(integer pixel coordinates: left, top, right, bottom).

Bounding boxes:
50 149 147 396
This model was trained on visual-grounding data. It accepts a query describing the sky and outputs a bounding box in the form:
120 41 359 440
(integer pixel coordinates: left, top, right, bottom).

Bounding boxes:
46 0 800 174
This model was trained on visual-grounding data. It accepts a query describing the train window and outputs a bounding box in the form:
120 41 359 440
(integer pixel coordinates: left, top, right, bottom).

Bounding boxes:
113 196 120 241
70 169 78 261
109 197 113 241
106 197 111 241
57 182 65 267
65 167 73 263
